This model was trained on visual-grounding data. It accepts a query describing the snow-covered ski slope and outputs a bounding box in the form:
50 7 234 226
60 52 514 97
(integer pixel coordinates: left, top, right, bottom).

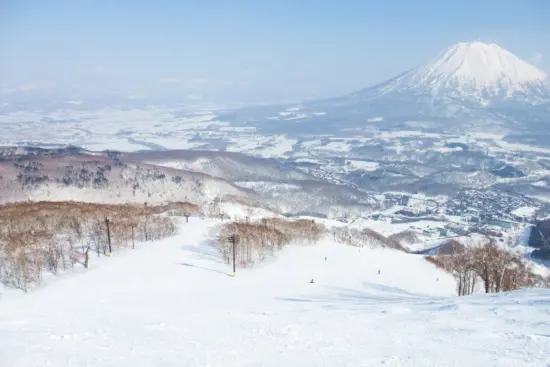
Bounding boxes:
1 218 549 367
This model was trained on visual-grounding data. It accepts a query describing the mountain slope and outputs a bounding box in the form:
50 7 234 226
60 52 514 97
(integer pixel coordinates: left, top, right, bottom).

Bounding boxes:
122 150 311 181
326 42 549 117
371 42 548 104
0 147 380 218
247 41 550 133
1 218 549 367
0 147 256 206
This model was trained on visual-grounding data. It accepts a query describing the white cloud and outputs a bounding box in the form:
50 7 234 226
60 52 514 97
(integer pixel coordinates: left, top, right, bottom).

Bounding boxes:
185 94 203 100
18 83 42 91
533 52 543 64
0 87 16 95
0 83 54 95
158 77 208 87
158 77 180 84
65 100 84 105
94 65 106 73
126 92 146 100
186 77 208 86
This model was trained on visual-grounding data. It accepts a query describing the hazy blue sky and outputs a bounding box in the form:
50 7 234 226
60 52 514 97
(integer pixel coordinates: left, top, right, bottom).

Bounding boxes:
1 0 549 104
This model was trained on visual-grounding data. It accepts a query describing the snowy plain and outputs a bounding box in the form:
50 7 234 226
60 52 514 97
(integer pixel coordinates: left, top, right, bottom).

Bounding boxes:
1 218 549 367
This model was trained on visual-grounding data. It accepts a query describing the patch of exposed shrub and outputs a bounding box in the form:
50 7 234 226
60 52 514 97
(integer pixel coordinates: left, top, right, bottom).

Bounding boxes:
0 201 178 292
426 241 548 296
218 218 324 268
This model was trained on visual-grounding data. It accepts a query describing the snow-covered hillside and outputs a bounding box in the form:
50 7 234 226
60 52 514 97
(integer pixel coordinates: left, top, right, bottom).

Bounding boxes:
124 150 310 181
1 147 386 218
345 41 550 108
374 42 548 104
1 218 549 367
0 156 254 206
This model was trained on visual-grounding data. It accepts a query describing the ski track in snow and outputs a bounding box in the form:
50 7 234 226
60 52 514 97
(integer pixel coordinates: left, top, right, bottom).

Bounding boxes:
1 218 549 367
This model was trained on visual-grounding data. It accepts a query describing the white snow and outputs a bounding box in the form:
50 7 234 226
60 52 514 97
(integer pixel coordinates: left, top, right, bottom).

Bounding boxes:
350 218 444 238
345 160 380 171
279 107 304 118
226 135 297 157
74 137 150 152
380 41 548 102
404 120 433 128
512 206 538 218
425 42 547 90
378 130 444 139
313 141 351 153
470 132 506 140
217 202 279 220
431 146 463 153
285 113 307 120
1 167 249 206
252 135 297 157
517 225 533 247
234 181 302 193
496 140 550 155
1 218 549 366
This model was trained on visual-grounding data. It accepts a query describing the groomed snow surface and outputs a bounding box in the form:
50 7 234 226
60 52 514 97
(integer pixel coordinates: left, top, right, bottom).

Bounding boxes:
1 218 549 367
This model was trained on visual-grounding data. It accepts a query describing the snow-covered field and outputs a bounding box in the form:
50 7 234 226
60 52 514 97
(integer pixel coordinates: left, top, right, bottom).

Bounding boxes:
1 218 549 367
345 159 380 171
512 206 538 218
0 108 298 158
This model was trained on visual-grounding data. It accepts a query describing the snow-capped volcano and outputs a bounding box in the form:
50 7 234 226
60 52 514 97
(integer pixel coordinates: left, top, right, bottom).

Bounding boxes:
240 41 550 134
374 42 548 105
296 41 550 130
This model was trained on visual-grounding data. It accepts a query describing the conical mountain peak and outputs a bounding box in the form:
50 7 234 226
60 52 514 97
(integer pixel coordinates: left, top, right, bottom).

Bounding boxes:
367 41 548 103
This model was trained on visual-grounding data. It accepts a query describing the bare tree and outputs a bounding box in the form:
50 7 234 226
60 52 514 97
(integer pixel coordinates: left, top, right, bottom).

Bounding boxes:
0 201 180 291
428 241 540 296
